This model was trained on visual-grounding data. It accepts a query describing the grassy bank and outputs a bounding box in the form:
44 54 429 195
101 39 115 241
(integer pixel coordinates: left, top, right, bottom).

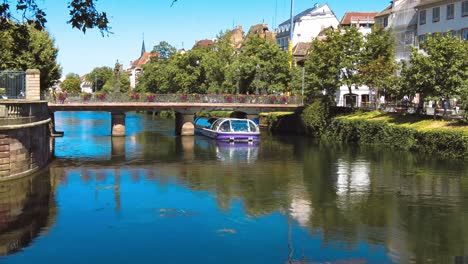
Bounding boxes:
324 111 467 159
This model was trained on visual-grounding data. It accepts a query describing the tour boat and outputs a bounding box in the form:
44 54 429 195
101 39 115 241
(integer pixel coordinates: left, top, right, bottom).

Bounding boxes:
194 117 260 142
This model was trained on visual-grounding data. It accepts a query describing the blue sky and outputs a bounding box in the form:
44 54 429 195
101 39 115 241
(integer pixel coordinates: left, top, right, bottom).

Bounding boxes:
42 1 389 77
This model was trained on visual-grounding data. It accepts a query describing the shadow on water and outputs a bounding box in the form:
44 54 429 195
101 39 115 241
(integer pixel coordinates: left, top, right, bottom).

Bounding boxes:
2 112 467 263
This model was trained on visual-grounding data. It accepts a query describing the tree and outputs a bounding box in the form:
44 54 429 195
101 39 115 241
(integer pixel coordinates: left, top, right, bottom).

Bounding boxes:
233 35 291 94
85 66 113 91
304 28 343 104
0 23 61 90
152 41 177 59
402 33 468 103
337 26 364 108
102 69 130 93
359 26 397 108
0 0 110 35
61 73 81 93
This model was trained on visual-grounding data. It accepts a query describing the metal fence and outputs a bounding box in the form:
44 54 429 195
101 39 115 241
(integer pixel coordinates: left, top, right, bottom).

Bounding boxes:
0 71 26 99
44 92 304 105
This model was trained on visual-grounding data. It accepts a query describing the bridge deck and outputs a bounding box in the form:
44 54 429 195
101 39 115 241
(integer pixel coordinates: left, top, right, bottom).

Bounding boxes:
48 102 303 114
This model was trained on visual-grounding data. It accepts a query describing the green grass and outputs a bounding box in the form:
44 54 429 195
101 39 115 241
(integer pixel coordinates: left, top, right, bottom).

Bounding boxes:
337 111 468 134
260 112 295 118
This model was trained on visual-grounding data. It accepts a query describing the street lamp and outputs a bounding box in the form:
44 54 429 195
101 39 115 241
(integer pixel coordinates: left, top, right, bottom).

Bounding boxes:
255 64 260 95
236 68 240 95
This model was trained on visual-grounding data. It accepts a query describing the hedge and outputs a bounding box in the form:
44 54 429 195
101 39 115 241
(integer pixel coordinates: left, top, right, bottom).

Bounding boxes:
324 117 467 159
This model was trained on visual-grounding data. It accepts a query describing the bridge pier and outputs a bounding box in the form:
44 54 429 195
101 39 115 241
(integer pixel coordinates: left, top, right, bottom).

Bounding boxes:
111 112 126 137
175 112 194 136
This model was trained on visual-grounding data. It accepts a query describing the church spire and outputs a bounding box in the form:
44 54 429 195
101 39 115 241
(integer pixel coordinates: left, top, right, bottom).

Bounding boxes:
141 33 146 57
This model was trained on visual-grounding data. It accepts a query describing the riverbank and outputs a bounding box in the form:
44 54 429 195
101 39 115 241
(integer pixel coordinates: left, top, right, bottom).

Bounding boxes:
323 111 467 159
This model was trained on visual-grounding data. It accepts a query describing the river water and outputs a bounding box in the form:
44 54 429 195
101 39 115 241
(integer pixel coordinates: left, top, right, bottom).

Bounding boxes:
0 112 467 264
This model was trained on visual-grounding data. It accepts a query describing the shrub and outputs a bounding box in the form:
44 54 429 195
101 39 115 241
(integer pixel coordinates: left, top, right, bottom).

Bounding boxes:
238 95 246 103
301 100 330 137
95 91 106 101
128 91 140 101
269 95 277 104
325 116 467 159
224 94 233 103
280 95 288 104
180 94 188 101
81 92 91 101
146 93 155 102
57 91 68 103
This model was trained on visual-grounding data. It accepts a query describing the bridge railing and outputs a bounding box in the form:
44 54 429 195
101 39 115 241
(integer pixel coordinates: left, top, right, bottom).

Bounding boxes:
45 92 303 105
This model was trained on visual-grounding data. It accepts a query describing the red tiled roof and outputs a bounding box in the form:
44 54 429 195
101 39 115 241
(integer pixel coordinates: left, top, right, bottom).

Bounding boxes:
193 39 214 48
131 52 158 68
340 12 378 25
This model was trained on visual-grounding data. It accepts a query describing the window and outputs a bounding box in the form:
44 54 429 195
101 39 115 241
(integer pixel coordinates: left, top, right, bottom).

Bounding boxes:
418 35 427 44
420 10 426 25
463 1 468 17
462 28 468 40
447 4 454 19
433 7 440 22
383 17 388 27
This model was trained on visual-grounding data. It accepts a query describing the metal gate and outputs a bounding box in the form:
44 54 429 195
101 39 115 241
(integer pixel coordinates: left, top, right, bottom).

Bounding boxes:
0 71 26 99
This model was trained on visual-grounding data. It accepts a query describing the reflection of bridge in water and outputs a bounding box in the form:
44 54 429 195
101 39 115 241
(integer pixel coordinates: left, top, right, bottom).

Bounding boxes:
48 101 303 136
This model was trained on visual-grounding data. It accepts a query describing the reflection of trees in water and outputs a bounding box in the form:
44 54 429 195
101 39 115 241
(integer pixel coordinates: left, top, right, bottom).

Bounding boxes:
301 143 468 263
0 171 55 256
54 127 468 263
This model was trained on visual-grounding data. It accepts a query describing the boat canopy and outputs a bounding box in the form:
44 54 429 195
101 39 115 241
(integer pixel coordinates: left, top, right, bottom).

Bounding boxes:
211 119 258 133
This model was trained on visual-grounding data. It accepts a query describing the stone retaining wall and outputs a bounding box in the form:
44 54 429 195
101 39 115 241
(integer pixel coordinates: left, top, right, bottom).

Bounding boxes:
0 121 51 179
0 100 52 180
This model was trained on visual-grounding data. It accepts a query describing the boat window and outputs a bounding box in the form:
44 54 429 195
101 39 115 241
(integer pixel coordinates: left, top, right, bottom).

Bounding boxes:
231 120 249 132
211 119 223 131
248 121 257 132
219 121 231 132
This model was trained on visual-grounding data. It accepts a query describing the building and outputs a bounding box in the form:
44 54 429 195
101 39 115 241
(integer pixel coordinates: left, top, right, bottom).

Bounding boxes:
247 23 277 42
127 39 158 89
416 0 468 43
192 39 215 49
375 0 420 61
276 3 339 51
340 12 378 35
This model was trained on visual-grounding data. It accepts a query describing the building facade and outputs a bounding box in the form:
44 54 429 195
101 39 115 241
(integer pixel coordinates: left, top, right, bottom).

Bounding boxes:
375 0 420 61
276 3 339 51
340 12 378 35
417 0 468 43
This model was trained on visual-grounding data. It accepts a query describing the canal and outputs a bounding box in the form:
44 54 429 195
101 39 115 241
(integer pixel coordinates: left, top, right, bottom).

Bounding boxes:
0 111 467 263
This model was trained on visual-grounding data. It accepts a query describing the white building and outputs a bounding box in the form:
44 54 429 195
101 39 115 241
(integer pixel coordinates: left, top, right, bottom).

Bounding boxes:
375 0 420 61
276 3 339 51
127 39 157 89
416 0 468 43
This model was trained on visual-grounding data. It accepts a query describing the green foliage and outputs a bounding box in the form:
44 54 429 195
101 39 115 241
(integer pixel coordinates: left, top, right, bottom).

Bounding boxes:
137 33 291 95
0 23 61 91
235 36 291 94
103 72 130 93
152 41 176 59
60 73 81 93
359 26 397 104
326 115 467 159
402 33 468 101
0 0 110 35
85 66 113 91
304 27 351 104
301 100 330 137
